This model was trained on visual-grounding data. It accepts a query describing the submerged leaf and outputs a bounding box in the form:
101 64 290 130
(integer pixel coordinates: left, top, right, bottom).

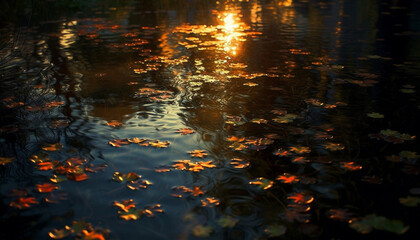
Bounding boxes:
350 214 409 235
264 224 287 237
367 112 384 119
0 157 14 165
192 225 213 238
217 216 238 228
399 196 420 207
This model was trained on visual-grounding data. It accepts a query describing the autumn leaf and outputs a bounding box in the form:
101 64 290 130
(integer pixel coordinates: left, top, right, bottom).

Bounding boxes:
188 150 208 158
113 199 136 212
399 196 420 207
273 114 299 123
327 209 354 222
48 228 72 239
176 128 195 135
128 137 147 144
112 172 140 183
264 224 287 237
42 143 63 151
106 120 123 127
230 158 250 168
126 179 152 190
0 157 14 165
249 177 274 190
201 197 220 207
399 151 419 159
143 204 163 217
217 216 238 228
37 161 55 171
350 214 409 235
148 140 170 148
108 139 130 147
341 162 362 171
45 192 68 204
290 146 311 154
36 183 59 193
79 229 109 240
191 186 205 196
251 118 268 124
323 142 345 151
281 208 310 223
367 112 384 119
67 173 89 182
118 208 144 220
277 173 299 184
226 136 245 142
10 197 38 209
192 225 213 238
287 193 314 204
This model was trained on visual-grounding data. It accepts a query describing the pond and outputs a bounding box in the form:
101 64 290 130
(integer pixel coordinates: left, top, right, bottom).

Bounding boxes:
1 0 419 239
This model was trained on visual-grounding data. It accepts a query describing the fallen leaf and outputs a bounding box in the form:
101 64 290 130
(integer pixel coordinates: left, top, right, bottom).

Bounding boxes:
217 216 238 228
249 177 274 190
176 128 195 135
264 224 287 237
192 225 213 238
36 183 59 193
0 157 14 165
10 197 38 209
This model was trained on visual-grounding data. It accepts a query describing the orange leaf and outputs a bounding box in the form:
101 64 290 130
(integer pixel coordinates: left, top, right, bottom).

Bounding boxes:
36 183 59 193
67 173 89 181
10 197 38 209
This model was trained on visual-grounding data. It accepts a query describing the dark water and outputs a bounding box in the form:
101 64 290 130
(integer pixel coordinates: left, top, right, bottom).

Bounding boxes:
1 0 419 239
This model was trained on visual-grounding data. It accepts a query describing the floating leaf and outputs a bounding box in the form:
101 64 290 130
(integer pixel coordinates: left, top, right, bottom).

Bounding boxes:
341 162 362 171
328 209 354 222
0 157 14 165
264 224 287 237
188 150 208 158
67 173 89 182
350 214 409 235
112 172 140 183
78 229 109 240
148 140 170 148
192 225 213 238
108 139 130 147
36 183 59 193
277 173 299 184
251 118 268 124
143 204 163 217
249 177 274 190
400 151 419 159
48 228 72 239
176 128 195 135
126 179 152 190
323 142 345 151
113 199 136 212
118 208 144 220
399 196 420 207
217 216 238 228
106 120 123 127
290 146 311 154
230 158 250 168
10 197 38 209
281 208 311 223
367 112 384 119
42 143 63 151
273 114 299 123
45 192 68 204
287 193 314 204
201 197 220 207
